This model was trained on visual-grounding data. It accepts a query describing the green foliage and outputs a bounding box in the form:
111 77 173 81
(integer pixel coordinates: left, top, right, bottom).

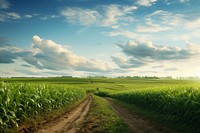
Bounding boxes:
0 82 86 132
95 91 110 97
1 77 200 132
105 86 200 133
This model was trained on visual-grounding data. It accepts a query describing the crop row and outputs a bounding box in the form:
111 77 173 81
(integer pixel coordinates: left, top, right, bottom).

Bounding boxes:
96 86 200 132
0 82 86 131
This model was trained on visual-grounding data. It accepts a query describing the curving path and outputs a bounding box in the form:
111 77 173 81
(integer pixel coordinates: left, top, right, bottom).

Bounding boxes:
35 96 92 133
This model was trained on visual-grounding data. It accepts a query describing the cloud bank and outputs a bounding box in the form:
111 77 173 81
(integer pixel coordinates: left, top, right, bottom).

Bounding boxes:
1 35 200 77
0 35 112 73
112 39 200 68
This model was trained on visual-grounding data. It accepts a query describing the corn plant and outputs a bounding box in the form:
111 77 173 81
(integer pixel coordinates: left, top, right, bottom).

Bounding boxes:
96 85 200 132
0 82 86 131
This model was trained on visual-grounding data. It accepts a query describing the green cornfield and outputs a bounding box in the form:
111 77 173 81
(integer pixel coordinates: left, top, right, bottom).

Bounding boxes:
0 82 86 131
96 85 200 132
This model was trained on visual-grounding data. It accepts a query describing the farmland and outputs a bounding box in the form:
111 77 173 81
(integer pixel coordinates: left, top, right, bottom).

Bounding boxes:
0 81 86 132
0 77 200 133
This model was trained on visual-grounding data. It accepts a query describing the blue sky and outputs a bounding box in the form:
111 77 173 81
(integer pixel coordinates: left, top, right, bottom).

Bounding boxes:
1 0 200 77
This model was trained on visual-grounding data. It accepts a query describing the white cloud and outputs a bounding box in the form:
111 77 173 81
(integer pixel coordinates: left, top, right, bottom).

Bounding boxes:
109 39 200 77
111 25 120 29
184 18 200 29
60 5 137 27
24 14 32 18
112 55 145 68
40 15 60 20
61 8 99 25
179 0 189 3
101 5 137 26
107 30 138 38
135 10 183 33
106 30 152 44
0 35 113 73
136 23 170 32
0 12 21 21
185 41 200 54
131 9 200 36
136 0 157 7
147 10 182 26
0 0 10 9
7 12 21 19
27 35 112 71
172 34 190 41
191 30 200 37
115 40 200 60
102 5 123 26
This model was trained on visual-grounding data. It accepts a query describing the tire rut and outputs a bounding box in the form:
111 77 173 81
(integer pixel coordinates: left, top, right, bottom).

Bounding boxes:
35 96 92 133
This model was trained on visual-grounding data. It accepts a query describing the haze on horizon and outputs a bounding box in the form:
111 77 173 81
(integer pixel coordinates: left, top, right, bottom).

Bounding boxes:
1 0 200 77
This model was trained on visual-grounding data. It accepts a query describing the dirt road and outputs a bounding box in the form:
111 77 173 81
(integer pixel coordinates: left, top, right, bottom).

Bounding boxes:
35 96 92 133
106 98 177 133
33 95 177 133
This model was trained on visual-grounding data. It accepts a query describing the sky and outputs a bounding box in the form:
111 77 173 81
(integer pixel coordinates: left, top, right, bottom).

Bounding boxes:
1 0 200 77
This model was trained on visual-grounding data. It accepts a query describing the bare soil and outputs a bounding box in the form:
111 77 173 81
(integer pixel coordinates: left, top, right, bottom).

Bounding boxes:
106 98 178 133
29 95 177 133
34 96 91 133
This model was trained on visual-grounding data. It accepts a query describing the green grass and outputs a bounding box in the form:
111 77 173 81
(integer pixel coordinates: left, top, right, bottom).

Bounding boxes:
79 95 130 133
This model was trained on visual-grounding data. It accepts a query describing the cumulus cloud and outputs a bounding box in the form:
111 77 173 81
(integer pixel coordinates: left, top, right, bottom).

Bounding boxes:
0 0 10 9
113 39 200 68
118 40 196 60
0 12 21 21
0 35 113 73
27 35 112 72
60 5 137 26
136 0 157 7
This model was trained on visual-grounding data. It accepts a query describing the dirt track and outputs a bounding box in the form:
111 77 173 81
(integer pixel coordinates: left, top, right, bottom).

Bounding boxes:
34 95 177 133
35 96 91 133
106 98 177 133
